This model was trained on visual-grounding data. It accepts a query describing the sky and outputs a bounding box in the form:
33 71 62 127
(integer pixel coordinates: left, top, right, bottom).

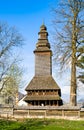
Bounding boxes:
0 0 84 103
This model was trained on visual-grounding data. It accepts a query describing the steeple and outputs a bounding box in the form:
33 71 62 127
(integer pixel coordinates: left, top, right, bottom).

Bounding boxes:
39 24 48 40
34 24 52 76
35 24 50 52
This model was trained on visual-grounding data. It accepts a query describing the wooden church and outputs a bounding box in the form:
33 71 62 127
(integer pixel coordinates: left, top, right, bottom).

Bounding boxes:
24 24 63 106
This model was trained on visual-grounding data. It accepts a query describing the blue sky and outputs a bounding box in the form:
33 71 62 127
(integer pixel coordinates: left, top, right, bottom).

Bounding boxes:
0 0 55 14
0 0 83 102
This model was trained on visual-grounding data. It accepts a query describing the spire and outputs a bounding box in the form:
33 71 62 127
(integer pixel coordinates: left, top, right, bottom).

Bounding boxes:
34 24 50 51
42 19 45 26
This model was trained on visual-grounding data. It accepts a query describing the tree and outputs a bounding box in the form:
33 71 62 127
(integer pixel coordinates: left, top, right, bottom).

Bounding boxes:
77 54 84 83
52 0 84 106
1 64 23 105
0 21 24 92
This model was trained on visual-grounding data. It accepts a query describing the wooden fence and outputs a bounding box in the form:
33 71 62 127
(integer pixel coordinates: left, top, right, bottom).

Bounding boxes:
0 105 84 119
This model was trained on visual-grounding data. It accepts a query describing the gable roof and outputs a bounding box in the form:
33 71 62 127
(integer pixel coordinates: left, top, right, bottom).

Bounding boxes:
25 76 60 91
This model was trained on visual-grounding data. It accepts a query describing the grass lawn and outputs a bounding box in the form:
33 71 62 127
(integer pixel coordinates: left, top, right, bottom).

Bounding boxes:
0 118 84 130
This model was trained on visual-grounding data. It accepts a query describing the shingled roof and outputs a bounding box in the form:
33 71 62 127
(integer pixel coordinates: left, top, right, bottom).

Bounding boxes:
25 76 60 91
24 95 61 101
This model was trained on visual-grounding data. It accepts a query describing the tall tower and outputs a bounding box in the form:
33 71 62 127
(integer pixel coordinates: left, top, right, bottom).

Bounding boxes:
34 24 52 76
24 24 63 106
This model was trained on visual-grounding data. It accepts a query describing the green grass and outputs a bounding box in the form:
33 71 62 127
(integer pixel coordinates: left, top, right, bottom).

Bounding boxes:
0 118 84 130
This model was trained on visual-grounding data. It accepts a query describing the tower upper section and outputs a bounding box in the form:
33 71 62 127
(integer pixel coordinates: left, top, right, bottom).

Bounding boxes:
34 24 52 76
34 24 51 52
